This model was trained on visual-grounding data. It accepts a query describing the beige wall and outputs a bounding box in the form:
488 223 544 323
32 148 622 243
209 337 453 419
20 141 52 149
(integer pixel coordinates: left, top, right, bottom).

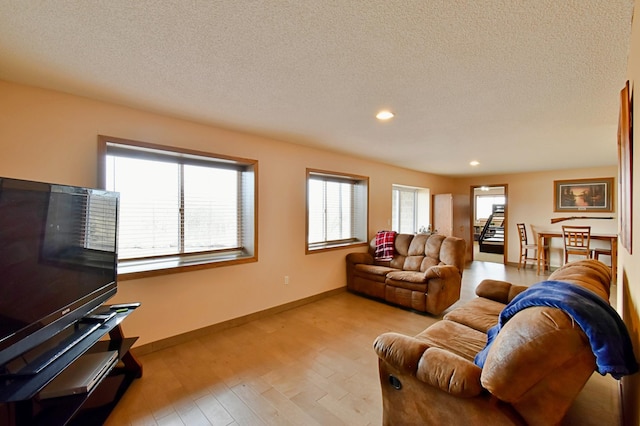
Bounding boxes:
0 80 455 346
456 167 618 268
621 2 640 424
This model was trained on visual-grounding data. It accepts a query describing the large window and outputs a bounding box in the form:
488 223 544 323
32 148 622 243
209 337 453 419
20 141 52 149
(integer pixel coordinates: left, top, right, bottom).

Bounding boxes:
99 136 257 277
306 169 368 252
392 185 431 234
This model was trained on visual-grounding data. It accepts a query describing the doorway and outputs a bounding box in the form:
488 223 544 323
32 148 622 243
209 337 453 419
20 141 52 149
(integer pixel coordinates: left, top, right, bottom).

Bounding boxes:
470 185 508 264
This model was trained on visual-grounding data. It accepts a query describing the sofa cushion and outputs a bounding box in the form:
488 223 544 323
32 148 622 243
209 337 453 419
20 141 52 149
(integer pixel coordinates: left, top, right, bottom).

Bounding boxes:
443 297 503 333
420 257 439 272
394 233 414 256
426 234 445 258
475 279 527 304
414 320 487 362
403 255 424 271
386 270 427 284
389 255 406 270
408 233 429 255
354 264 397 277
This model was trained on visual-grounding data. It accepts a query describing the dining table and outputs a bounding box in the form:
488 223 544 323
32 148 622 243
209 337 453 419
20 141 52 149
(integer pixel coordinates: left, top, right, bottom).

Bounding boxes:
536 231 618 283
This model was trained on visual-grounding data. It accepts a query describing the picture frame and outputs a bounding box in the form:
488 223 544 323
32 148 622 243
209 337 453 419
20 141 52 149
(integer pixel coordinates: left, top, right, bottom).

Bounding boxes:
619 80 633 253
553 177 614 212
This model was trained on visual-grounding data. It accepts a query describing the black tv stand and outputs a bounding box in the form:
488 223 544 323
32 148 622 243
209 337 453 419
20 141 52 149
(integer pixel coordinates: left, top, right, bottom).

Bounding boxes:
0 305 142 426
2 322 104 378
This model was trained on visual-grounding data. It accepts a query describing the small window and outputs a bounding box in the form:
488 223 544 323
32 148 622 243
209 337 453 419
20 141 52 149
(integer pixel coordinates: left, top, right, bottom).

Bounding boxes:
98 136 257 277
476 195 506 221
392 185 431 234
306 169 368 252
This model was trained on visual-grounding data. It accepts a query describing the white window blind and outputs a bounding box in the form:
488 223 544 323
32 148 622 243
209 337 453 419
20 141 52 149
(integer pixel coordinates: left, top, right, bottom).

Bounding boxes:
307 170 368 251
392 186 417 233
107 156 180 258
100 137 257 275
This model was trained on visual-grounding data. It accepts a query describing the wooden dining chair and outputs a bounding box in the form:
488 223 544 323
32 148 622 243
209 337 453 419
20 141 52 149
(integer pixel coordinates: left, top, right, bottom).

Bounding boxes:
592 247 613 277
562 225 592 264
593 248 612 261
517 223 538 270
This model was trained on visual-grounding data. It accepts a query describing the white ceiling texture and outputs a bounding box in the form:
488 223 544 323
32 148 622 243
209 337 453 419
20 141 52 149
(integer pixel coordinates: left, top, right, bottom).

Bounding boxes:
0 1 635 176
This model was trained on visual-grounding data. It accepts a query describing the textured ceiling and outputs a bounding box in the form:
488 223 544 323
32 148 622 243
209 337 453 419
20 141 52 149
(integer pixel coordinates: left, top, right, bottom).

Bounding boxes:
0 1 635 176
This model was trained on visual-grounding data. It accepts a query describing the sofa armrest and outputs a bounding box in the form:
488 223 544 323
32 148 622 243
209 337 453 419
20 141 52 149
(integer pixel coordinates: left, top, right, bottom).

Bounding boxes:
475 279 527 304
424 264 460 280
416 347 483 397
375 334 483 398
346 252 373 265
423 265 463 315
373 332 430 373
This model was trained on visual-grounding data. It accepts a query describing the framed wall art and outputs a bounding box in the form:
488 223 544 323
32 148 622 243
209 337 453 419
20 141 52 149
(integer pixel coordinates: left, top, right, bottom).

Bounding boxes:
553 177 614 212
619 80 633 253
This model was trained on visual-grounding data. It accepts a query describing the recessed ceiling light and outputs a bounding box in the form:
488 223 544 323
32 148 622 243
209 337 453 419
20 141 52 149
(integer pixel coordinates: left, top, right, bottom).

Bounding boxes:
470 160 480 166
376 110 394 120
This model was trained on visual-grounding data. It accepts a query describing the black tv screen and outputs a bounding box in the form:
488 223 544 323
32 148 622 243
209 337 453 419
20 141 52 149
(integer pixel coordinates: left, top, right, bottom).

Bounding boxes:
0 177 119 369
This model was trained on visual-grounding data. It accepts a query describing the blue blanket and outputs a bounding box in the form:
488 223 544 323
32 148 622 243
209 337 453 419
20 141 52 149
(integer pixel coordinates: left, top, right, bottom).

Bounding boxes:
474 280 638 379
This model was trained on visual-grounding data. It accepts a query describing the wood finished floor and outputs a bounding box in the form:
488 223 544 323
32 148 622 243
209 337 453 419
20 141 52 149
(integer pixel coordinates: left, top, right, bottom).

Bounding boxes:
105 261 620 425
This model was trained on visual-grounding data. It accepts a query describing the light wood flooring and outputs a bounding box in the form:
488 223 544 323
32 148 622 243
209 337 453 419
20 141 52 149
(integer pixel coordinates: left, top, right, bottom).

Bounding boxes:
105 261 620 425
472 241 505 264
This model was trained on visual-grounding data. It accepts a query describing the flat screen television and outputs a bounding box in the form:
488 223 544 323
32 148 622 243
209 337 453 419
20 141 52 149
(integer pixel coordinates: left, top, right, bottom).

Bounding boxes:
0 177 119 373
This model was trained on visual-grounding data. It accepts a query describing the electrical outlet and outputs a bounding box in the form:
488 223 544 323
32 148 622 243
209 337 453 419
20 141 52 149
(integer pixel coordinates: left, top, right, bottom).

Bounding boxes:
284 276 289 285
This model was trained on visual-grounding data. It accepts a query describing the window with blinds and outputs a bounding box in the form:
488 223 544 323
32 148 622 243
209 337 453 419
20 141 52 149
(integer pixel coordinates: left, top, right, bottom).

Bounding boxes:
99 136 257 276
306 169 368 252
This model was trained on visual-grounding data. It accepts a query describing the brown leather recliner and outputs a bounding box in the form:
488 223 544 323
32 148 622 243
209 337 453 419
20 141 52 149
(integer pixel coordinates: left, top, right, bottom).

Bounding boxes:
346 233 466 315
373 260 622 425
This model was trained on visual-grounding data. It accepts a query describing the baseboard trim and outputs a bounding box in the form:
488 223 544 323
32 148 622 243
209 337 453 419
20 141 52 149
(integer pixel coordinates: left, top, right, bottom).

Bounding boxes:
131 287 346 356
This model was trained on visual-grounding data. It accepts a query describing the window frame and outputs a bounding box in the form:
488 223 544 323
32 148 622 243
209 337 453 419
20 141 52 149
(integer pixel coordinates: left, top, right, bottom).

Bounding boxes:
392 185 418 233
98 135 258 280
391 184 431 234
305 168 369 253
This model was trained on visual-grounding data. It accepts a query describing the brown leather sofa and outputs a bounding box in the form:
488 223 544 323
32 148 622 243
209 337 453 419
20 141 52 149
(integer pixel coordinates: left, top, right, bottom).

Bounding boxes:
346 233 466 315
373 259 632 425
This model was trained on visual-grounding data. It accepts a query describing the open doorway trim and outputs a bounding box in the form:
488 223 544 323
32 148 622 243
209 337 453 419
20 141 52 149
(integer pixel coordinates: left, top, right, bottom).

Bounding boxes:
469 184 508 264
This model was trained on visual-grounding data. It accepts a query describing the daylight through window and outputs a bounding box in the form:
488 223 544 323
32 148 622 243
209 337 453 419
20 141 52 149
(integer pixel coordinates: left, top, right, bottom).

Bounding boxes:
391 185 431 234
99 136 257 276
476 195 506 220
306 169 368 252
